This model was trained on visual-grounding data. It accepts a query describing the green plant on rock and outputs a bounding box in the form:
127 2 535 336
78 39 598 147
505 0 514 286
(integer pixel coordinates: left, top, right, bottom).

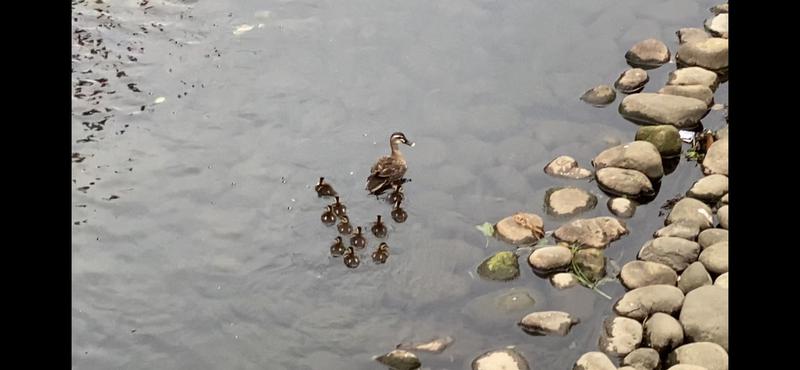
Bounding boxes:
568 243 614 300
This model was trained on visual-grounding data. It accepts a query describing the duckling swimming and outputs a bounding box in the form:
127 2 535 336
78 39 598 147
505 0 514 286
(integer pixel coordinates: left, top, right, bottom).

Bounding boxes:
331 196 347 217
391 200 408 223
366 132 414 196
350 226 367 249
371 242 390 264
330 236 346 257
321 205 336 225
315 177 337 197
371 215 387 238
343 247 360 268
337 215 353 235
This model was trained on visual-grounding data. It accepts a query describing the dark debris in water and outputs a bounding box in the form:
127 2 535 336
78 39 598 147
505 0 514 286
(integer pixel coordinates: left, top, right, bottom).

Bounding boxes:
658 194 684 217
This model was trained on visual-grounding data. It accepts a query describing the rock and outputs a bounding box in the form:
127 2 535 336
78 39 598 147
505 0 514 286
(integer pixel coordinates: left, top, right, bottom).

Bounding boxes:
620 260 678 290
594 141 664 180
622 348 660 370
643 312 684 353
529 246 573 272
472 348 530 370
704 14 728 38
719 193 728 205
702 138 728 176
716 205 728 229
714 273 728 289
544 155 593 179
596 167 654 198
686 175 728 203
374 350 421 370
666 67 719 91
599 316 643 357
615 68 649 94
697 228 727 249
554 217 629 248
676 28 710 45
625 38 671 69
680 286 728 350
710 3 728 15
677 262 712 294
614 284 684 321
551 272 579 289
574 248 606 282
666 198 714 230
518 311 579 336
698 241 728 274
638 237 701 272
667 366 709 370
676 38 728 73
654 223 700 240
573 352 616 370
658 85 714 107
667 342 728 370
608 197 637 218
396 336 454 354
581 85 617 106
495 213 544 245
715 126 729 140
619 93 708 129
477 251 520 281
544 187 598 217
634 125 682 157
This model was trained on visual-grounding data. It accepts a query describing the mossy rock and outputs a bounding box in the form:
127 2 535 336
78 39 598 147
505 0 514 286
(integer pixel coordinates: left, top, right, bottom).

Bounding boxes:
477 251 520 281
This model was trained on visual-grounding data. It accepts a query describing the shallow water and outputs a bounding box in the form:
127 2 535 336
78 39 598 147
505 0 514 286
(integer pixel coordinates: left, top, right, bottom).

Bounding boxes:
72 1 727 369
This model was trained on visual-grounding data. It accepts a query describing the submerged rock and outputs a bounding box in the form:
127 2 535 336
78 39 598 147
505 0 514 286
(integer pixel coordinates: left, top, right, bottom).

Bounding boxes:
544 155 593 179
658 85 714 107
599 316 643 357
374 350 421 370
495 213 544 245
554 217 628 248
676 38 728 73
676 28 710 45
574 248 606 282
477 251 520 281
680 286 728 350
472 348 530 370
614 285 684 321
581 85 617 106
638 237 701 272
518 311 579 336
643 312 685 353
551 272 579 289
620 260 678 290
608 197 637 218
635 125 682 157
619 93 708 129
596 167 654 198
396 336 454 354
625 38 670 69
593 141 664 179
615 68 649 94
666 67 719 91
544 187 597 217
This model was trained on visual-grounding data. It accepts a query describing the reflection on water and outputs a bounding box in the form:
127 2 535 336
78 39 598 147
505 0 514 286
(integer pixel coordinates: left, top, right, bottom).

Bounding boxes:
72 0 727 368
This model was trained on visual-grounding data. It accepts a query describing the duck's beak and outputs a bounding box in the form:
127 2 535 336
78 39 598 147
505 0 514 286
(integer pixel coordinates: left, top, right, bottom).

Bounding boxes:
406 140 415 147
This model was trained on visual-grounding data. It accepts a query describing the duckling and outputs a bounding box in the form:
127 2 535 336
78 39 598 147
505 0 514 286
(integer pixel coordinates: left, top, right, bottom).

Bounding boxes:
337 215 353 235
330 236 346 257
350 226 367 249
343 247 360 268
321 205 336 225
314 177 337 197
366 132 414 196
371 242 390 264
331 196 347 217
371 215 388 238
387 184 405 204
391 200 408 223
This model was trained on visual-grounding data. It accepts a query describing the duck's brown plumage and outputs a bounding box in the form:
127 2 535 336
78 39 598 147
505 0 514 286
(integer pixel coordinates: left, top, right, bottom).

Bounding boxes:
366 132 413 195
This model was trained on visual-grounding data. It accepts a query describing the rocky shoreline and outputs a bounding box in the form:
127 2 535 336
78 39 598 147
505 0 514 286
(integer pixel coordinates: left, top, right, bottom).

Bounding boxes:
376 3 728 370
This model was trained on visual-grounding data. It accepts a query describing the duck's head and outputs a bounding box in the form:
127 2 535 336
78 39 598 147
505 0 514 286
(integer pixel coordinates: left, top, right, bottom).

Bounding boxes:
390 132 415 147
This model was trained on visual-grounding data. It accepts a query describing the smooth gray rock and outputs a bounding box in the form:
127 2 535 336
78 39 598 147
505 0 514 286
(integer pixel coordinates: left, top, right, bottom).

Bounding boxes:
619 93 708 129
704 14 728 38
699 241 728 274
614 285 684 321
634 125 682 157
544 155 593 179
545 187 597 217
551 272 579 289
472 348 531 370
620 260 678 290
716 205 728 229
676 38 728 73
597 167 654 198
698 228 727 249
666 198 714 230
625 38 671 69
643 312 684 353
573 351 616 370
608 197 637 218
599 316 643 357
529 246 573 272
714 272 728 289
622 348 660 370
554 217 629 249
374 350 421 370
581 85 617 106
678 262 712 294
667 342 728 370
638 237 701 272
666 67 719 91
615 68 650 94
686 175 728 203
680 286 728 351
676 28 710 45
654 223 700 240
519 311 579 336
593 141 664 179
658 85 714 107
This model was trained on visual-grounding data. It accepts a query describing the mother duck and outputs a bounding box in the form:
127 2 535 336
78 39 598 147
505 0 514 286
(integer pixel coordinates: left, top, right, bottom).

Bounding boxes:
366 132 414 195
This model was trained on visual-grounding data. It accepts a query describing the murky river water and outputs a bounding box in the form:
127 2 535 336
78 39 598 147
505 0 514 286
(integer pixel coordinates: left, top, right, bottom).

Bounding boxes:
72 1 727 369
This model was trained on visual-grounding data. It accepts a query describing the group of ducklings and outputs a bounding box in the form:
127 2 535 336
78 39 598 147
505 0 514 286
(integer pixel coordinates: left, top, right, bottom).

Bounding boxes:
316 177 407 268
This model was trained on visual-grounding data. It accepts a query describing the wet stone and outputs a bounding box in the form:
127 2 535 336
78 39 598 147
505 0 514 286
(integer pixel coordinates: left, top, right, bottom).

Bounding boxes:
702 139 728 176
614 285 684 321
396 336 454 354
619 93 708 129
574 248 606 282
698 241 727 274
581 85 617 106
634 125 682 157
477 251 520 281
529 246 573 272
544 155 593 179
615 68 649 94
608 197 637 218
643 312 684 353
658 85 714 108
676 28 710 45
622 348 660 370
676 38 728 73
680 286 729 351
666 198 714 230
667 342 728 370
654 223 700 240
544 187 597 217
573 351 616 370
551 272 579 289
620 260 678 290
686 174 728 203
495 213 544 245
710 3 729 15
625 38 671 69
677 262 712 294
698 228 727 249
593 141 664 180
596 167 654 199
472 348 530 370
374 350 421 370
518 311 579 336
554 217 628 249
704 14 728 38
599 316 643 357
666 67 719 91
638 237 701 272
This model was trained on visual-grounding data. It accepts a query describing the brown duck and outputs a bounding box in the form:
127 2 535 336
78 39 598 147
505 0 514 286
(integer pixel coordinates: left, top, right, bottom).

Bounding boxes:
366 132 414 196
